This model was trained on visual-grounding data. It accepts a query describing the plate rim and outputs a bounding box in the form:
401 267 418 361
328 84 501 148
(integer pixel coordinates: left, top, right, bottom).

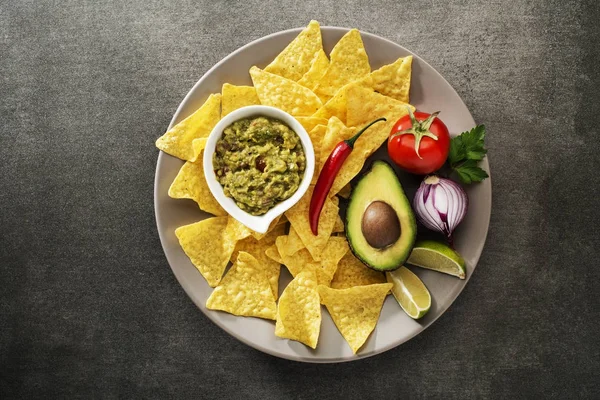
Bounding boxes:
154 25 492 363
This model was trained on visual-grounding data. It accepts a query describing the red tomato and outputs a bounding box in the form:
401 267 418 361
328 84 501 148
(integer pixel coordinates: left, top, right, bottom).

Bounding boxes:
387 111 450 175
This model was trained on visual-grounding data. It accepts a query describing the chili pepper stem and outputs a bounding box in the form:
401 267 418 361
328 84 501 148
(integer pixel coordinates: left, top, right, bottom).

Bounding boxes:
345 117 387 148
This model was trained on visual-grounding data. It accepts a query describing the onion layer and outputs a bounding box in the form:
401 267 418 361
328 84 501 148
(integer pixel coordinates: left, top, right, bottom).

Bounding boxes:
413 175 468 246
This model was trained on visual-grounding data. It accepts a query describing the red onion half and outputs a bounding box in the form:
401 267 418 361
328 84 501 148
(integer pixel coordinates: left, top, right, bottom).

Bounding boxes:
413 175 468 247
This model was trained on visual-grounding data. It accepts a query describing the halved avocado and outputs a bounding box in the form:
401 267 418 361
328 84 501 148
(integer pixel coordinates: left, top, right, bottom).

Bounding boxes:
346 160 417 271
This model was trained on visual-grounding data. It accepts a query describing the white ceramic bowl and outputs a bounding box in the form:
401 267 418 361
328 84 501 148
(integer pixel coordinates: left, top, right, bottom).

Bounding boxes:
203 105 315 233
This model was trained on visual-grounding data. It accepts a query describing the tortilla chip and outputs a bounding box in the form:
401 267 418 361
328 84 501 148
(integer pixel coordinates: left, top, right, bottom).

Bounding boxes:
231 224 286 299
331 253 386 289
313 29 371 102
250 67 323 116
223 216 254 244
307 124 327 167
277 226 305 256
168 154 226 216
251 215 284 240
295 116 328 135
333 214 345 232
345 85 414 156
312 78 373 124
221 83 260 116
319 117 356 164
297 49 329 90
276 239 320 278
318 283 392 353
264 20 323 82
337 183 352 199
206 252 277 320
175 217 233 287
319 236 350 286
285 186 338 261
265 244 283 264
368 56 412 103
156 94 221 161
275 267 321 348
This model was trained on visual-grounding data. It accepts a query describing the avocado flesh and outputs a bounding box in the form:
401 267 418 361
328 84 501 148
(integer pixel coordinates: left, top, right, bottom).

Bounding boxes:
346 160 417 271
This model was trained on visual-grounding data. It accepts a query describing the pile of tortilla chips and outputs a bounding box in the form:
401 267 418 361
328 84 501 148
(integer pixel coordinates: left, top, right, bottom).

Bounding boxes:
156 21 415 354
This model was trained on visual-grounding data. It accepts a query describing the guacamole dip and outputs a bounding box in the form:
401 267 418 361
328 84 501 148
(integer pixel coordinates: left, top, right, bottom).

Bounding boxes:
213 116 306 215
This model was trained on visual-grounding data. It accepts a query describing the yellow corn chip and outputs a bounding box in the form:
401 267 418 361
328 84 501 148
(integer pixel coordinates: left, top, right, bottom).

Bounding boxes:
277 226 305 256
275 267 321 348
319 117 356 164
331 252 386 289
297 49 329 90
312 77 373 124
265 244 283 264
313 30 371 102
206 252 277 320
175 217 233 287
295 116 328 135
337 183 352 199
168 154 226 216
223 216 253 244
319 236 350 286
250 67 323 116
265 20 322 81
191 138 208 160
307 124 327 170
333 214 345 232
318 283 392 353
156 94 221 161
276 242 320 278
368 56 413 103
285 186 338 261
231 224 285 299
346 85 414 156
250 215 284 241
221 83 261 116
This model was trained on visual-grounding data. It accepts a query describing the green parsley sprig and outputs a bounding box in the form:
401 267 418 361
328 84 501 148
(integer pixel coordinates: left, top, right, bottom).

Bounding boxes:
447 125 489 184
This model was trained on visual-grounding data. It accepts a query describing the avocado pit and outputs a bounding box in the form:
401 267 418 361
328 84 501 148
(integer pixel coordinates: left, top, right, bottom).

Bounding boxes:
361 201 401 249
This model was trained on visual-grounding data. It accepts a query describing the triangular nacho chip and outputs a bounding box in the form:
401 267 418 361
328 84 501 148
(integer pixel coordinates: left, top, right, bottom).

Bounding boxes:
312 77 373 124
285 186 338 261
250 67 323 116
313 29 371 102
295 116 328 135
175 216 233 287
368 56 412 103
156 93 221 161
265 20 323 82
345 85 414 156
206 252 277 320
330 253 386 289
221 84 260 116
275 268 321 348
319 117 356 164
318 283 392 353
297 49 329 90
231 224 286 299
168 152 226 216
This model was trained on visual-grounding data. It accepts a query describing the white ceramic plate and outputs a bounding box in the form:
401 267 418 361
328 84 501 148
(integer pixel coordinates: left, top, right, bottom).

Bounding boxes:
154 26 491 363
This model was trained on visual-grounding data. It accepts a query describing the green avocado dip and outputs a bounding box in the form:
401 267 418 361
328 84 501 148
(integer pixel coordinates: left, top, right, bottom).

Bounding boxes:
213 116 306 216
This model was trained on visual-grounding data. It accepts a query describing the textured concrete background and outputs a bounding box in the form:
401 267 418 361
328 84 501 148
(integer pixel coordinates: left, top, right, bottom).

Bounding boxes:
1 0 599 398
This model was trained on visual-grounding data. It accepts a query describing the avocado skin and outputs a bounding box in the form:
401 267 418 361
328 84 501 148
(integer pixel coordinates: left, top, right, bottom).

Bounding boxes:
345 160 417 272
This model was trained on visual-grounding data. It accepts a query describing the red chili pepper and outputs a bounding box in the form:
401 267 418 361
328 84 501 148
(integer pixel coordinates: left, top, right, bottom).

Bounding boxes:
309 118 387 235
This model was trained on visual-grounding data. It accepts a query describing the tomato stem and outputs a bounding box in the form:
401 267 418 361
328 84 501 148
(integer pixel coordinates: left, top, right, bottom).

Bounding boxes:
391 107 441 159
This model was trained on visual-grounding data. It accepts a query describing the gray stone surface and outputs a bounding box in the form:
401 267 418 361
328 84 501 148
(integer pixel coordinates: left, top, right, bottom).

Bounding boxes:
1 0 599 398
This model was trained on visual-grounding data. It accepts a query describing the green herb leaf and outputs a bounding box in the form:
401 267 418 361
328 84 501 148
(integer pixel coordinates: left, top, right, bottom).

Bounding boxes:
454 159 489 184
447 125 488 183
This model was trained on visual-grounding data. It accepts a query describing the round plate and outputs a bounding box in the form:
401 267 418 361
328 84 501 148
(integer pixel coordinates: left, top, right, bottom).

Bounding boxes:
154 26 491 363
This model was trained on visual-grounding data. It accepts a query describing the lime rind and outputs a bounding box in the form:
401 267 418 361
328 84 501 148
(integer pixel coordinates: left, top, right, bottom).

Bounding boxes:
407 240 467 279
386 267 431 320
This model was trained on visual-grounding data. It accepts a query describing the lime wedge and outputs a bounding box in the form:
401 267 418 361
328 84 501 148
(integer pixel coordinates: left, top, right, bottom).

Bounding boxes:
407 240 467 279
386 267 431 319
